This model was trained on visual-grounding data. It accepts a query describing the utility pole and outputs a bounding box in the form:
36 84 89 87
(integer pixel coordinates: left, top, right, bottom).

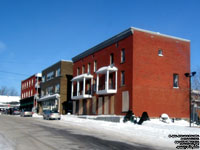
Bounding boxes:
185 72 196 127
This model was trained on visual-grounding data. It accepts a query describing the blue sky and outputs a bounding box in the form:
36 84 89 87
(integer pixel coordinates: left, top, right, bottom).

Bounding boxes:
0 0 200 95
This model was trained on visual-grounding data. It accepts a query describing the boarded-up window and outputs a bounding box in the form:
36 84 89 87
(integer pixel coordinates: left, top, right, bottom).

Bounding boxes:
104 96 109 114
122 91 129 112
73 101 76 114
98 97 103 115
92 96 96 114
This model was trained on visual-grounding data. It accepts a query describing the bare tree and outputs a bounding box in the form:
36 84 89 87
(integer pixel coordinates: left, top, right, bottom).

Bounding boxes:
0 86 19 96
9 87 19 96
0 86 9 95
192 67 200 90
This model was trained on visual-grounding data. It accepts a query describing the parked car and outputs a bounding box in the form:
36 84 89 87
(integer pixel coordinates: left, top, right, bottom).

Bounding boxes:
13 110 21 115
43 110 61 120
20 110 32 117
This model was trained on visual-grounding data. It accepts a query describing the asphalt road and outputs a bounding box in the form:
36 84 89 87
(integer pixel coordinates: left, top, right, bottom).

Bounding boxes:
0 115 157 150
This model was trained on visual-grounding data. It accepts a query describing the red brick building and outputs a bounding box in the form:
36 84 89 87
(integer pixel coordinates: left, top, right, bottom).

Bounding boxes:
71 27 190 118
20 73 41 111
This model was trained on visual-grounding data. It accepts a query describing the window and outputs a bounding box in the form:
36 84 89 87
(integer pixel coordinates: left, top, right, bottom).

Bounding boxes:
87 63 91 74
82 65 85 74
94 61 97 72
55 84 60 93
56 68 61 77
158 49 163 56
121 49 125 63
121 71 125 86
47 86 53 95
32 79 33 86
47 71 54 81
93 79 96 92
42 75 45 82
77 67 80 75
173 74 179 88
110 53 114 65
31 90 33 96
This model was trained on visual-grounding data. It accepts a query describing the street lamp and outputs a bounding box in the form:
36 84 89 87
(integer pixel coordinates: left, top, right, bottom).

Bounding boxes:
184 72 196 127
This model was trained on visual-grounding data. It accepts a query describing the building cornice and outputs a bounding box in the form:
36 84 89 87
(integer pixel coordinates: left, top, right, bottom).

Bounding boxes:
72 27 190 63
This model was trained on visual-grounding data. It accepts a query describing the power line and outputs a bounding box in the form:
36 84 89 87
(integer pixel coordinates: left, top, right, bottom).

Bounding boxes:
0 70 29 76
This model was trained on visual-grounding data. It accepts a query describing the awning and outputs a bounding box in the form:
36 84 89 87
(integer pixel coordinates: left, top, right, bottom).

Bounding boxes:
96 65 118 74
38 94 60 102
71 73 93 82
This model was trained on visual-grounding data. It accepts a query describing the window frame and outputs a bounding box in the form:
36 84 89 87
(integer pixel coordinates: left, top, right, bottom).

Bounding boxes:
121 49 125 63
173 74 179 88
121 71 125 86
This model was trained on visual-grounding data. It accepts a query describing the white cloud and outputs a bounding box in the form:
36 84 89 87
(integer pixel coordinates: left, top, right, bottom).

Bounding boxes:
0 41 6 53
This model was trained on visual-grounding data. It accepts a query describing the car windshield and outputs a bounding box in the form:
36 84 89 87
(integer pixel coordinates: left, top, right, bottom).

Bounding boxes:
51 110 58 113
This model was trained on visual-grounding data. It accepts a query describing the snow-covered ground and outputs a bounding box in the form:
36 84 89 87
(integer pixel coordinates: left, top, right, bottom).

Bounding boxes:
1 114 199 150
59 115 199 149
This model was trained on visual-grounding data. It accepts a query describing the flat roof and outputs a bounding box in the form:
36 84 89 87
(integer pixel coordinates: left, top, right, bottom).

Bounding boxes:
72 27 190 62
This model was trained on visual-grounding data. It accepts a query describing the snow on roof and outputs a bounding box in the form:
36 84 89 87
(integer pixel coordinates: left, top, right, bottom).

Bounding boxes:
0 95 20 103
35 73 42 77
192 90 200 95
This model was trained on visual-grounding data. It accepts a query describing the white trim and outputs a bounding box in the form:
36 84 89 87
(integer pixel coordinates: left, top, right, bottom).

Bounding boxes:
96 65 118 95
38 94 60 102
71 73 93 81
71 94 92 100
131 27 190 42
96 65 118 74
96 89 117 95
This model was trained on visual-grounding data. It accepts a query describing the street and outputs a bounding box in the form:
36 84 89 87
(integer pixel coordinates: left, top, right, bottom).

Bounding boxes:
0 115 157 150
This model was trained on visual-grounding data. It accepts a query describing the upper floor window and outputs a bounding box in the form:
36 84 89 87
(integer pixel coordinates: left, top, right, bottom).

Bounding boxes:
121 71 125 86
94 61 97 72
173 74 179 88
47 71 54 81
42 75 45 82
55 84 60 93
110 53 114 65
77 67 80 75
82 65 85 74
121 49 125 63
87 63 91 74
32 79 34 86
158 49 163 56
47 86 53 95
56 68 61 77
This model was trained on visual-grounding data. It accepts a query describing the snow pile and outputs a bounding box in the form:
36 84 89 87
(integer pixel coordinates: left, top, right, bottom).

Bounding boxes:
60 115 200 149
32 113 43 118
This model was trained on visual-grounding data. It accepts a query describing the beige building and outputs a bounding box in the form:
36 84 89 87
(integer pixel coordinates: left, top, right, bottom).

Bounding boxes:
38 60 73 114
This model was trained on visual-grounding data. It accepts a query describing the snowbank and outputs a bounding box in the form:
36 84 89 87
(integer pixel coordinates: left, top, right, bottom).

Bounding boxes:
60 115 200 149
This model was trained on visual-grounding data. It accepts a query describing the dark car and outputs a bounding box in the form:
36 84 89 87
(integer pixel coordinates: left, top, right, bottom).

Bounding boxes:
43 110 61 120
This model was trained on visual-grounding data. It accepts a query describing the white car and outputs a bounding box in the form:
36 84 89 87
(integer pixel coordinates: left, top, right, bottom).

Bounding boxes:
43 110 61 120
20 110 32 117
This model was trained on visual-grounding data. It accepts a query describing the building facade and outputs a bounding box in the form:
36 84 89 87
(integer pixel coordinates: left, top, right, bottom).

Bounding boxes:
191 90 200 122
20 73 42 111
71 27 190 118
38 60 73 114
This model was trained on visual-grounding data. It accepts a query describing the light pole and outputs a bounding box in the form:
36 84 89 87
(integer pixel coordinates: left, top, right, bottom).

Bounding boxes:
185 72 196 127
